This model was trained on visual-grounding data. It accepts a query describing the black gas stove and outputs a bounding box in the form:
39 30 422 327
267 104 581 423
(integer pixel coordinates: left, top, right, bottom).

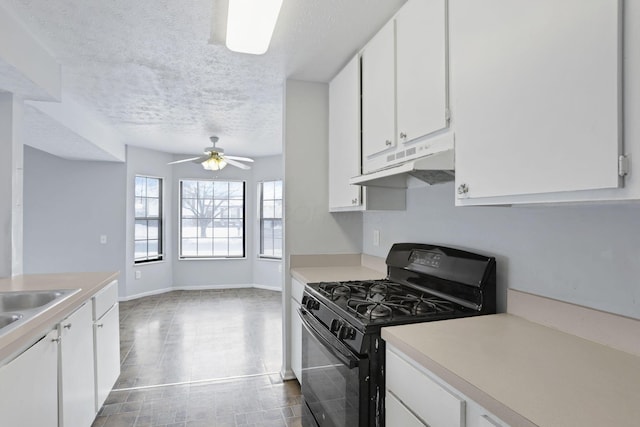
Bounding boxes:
299 243 496 427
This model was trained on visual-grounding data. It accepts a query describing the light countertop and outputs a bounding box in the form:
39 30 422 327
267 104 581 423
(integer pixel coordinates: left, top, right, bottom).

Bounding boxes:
0 272 119 363
291 265 386 284
290 253 387 284
382 313 640 427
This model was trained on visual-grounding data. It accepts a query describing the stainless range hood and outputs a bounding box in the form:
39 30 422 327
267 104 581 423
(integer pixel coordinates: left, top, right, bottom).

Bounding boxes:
349 148 454 188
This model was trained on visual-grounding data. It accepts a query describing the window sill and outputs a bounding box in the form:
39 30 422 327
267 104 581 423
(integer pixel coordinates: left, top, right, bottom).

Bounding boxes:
257 256 282 262
178 256 248 261
133 259 165 267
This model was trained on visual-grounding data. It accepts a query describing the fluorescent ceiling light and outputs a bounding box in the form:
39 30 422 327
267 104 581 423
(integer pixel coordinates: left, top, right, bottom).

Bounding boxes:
226 0 283 55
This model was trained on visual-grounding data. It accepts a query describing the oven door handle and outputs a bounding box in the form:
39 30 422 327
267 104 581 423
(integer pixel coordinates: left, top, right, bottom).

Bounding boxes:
298 308 361 369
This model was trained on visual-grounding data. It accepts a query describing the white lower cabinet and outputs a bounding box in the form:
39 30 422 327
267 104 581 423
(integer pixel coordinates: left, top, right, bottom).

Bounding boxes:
386 347 464 427
290 278 305 382
0 279 121 426
386 391 426 427
59 302 96 427
94 302 120 411
0 329 59 427
386 344 509 427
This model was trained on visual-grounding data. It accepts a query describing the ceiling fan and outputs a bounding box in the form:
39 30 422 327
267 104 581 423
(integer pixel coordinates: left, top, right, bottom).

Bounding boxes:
168 136 254 170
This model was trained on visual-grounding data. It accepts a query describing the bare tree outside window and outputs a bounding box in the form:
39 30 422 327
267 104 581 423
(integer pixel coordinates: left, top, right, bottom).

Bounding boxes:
179 179 245 258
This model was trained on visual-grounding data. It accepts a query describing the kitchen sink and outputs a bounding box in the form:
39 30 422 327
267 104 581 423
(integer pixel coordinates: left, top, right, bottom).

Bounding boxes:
0 290 72 312
0 313 23 329
0 289 80 338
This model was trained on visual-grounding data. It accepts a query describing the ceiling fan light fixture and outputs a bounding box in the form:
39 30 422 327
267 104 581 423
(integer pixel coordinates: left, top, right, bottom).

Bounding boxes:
202 155 227 171
225 0 283 55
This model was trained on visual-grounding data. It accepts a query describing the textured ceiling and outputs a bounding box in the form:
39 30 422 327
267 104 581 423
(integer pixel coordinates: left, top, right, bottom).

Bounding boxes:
2 0 406 157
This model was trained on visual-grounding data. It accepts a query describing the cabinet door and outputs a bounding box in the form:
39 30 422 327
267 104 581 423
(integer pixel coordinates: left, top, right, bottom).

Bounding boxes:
290 298 302 382
94 303 120 411
329 55 363 211
362 20 396 164
386 348 465 427
60 303 96 427
386 391 427 427
396 0 448 144
452 0 622 202
0 329 58 427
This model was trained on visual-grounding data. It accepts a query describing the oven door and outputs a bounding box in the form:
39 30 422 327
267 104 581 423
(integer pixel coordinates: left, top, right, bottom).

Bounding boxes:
299 308 369 427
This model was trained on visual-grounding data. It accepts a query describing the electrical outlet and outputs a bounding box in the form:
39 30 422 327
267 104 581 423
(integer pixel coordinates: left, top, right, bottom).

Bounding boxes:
373 229 380 246
135 271 142 280
100 235 107 244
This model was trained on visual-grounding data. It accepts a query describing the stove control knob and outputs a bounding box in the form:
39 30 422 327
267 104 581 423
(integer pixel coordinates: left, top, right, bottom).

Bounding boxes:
330 319 341 334
305 297 319 310
337 324 354 340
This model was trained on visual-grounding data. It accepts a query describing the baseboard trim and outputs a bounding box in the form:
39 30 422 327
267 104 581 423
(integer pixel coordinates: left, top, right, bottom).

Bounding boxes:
120 283 282 301
280 368 296 381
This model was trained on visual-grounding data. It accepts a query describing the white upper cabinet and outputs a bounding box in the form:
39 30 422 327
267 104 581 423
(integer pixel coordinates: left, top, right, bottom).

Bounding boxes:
362 20 396 163
396 0 448 144
329 55 406 211
451 0 623 205
329 55 363 211
361 0 449 174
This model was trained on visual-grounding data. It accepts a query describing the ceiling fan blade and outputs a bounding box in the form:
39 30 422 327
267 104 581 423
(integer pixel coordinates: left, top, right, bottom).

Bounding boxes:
225 158 251 170
224 155 254 163
168 156 205 165
191 155 211 163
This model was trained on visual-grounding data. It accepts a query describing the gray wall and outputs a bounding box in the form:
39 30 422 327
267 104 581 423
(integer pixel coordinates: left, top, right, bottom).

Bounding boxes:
23 146 127 293
171 154 284 289
362 180 640 319
23 144 284 298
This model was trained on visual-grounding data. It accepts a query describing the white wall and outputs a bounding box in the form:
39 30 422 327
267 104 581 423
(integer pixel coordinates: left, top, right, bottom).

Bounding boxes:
363 180 640 319
0 93 23 277
125 145 174 298
281 80 363 378
284 80 363 258
252 155 284 290
23 146 127 293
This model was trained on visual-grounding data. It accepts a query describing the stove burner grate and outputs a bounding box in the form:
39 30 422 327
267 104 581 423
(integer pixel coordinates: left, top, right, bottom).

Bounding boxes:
388 294 455 315
346 298 412 320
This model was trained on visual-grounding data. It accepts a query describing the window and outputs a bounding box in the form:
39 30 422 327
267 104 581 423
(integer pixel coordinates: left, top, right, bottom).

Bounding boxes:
259 180 282 259
180 179 245 258
134 176 163 263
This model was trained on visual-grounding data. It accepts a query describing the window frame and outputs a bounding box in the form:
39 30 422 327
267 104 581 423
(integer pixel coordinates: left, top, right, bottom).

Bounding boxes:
258 179 283 260
134 175 164 264
178 179 246 260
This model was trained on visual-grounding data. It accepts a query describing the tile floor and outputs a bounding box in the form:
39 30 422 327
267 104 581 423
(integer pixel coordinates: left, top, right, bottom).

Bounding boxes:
91 288 302 427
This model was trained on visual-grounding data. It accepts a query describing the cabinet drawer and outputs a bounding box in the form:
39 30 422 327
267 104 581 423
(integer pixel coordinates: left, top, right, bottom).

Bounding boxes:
386 391 426 427
93 280 118 320
291 278 305 304
386 349 465 427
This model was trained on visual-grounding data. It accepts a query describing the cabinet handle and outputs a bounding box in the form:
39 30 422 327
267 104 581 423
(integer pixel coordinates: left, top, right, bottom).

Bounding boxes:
385 140 392 146
399 132 407 139
96 324 104 328
52 337 61 343
352 198 358 205
457 183 469 196
63 323 72 330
